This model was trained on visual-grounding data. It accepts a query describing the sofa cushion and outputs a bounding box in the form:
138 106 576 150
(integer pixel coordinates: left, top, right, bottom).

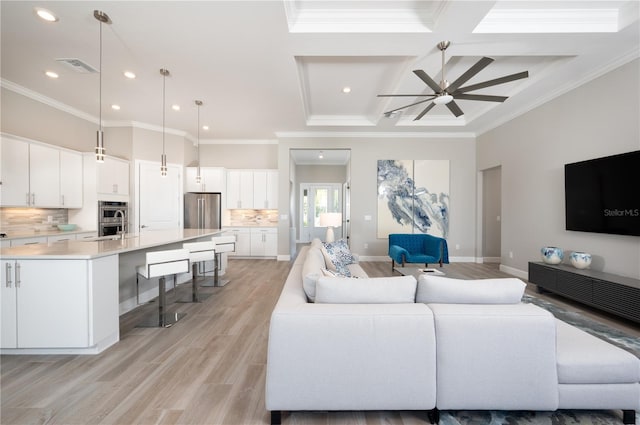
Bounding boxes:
416 275 525 304
556 319 640 384
315 275 417 304
302 246 328 302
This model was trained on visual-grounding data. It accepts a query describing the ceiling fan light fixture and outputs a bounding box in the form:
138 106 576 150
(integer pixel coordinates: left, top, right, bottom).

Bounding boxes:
433 94 453 105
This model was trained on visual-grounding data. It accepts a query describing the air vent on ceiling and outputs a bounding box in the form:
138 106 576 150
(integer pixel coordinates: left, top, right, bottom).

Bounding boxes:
55 58 98 73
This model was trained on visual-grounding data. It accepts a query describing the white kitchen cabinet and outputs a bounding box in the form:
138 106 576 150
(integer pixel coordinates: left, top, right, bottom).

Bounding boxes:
250 227 277 257
226 170 253 209
97 156 129 196
60 150 83 208
0 135 84 208
10 237 46 247
1 256 118 350
225 227 251 256
75 231 98 240
0 136 30 206
29 143 60 207
47 234 75 243
253 170 278 209
185 167 225 193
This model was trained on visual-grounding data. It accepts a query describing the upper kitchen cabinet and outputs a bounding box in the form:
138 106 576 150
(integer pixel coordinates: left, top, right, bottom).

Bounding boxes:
0 134 83 208
59 151 83 208
226 170 254 209
0 136 30 206
96 156 129 198
185 167 225 193
253 170 278 209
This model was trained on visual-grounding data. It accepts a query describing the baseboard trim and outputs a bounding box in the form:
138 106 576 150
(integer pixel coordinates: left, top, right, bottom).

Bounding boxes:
277 255 291 261
483 257 501 263
499 264 528 280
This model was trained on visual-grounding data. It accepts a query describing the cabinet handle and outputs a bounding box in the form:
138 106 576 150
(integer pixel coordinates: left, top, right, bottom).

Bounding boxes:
237 200 241 208
15 263 20 287
61 195 65 206
113 184 118 193
31 193 35 205
5 263 12 288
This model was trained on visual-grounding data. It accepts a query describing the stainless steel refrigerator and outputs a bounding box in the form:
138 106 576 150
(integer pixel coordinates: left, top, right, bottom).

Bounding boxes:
184 192 221 229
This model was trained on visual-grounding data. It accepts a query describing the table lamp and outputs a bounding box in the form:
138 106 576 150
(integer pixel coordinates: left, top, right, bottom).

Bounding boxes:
319 212 342 243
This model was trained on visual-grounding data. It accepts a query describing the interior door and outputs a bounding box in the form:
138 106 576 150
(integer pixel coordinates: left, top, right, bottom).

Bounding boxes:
137 161 182 231
299 183 342 243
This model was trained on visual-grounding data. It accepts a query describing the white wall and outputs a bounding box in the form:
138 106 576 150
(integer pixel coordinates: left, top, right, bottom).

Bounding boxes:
278 137 477 259
477 58 640 279
482 166 501 259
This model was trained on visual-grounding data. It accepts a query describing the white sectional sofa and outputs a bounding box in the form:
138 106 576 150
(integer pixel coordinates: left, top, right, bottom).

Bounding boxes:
265 242 640 424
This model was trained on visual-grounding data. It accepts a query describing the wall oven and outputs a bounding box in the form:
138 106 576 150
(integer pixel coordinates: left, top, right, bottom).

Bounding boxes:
99 201 129 236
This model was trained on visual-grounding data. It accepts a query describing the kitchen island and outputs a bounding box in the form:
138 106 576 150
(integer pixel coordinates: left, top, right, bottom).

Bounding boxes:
1 228 223 355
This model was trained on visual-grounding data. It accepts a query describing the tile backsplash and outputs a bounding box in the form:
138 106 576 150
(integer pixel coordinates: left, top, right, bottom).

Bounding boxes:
0 208 69 233
229 209 278 226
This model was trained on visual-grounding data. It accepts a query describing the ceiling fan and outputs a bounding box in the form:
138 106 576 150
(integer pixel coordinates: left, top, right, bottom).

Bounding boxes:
378 41 529 120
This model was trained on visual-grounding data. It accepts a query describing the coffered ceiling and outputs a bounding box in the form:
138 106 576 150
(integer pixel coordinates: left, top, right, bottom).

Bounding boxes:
1 1 638 140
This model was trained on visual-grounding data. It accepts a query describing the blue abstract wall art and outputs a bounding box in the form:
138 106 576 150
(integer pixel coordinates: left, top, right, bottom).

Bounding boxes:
377 159 450 239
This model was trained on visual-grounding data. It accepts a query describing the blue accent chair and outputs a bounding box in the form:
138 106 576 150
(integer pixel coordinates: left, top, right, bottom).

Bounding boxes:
388 233 449 272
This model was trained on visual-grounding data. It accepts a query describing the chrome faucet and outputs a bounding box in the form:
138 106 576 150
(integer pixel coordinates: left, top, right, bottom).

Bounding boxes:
114 210 126 237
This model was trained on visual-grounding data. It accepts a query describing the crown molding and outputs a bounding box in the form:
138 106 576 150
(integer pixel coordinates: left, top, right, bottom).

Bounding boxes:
2 79 194 140
275 131 476 139
1 78 98 124
475 47 640 136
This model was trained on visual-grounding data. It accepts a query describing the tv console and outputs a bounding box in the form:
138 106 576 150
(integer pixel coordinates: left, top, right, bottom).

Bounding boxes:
528 262 640 324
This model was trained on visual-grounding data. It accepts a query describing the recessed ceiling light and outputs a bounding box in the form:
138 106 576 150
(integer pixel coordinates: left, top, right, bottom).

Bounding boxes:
123 71 136 79
45 71 59 79
202 125 209 131
342 87 351 94
172 104 180 111
111 104 121 110
35 8 59 22
318 151 324 159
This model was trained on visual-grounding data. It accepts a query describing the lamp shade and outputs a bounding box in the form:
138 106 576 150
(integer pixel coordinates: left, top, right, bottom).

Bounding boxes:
319 212 342 228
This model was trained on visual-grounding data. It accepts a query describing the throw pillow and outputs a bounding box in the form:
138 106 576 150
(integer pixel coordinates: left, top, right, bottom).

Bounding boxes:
321 268 352 278
321 239 355 270
416 275 526 304
315 275 417 304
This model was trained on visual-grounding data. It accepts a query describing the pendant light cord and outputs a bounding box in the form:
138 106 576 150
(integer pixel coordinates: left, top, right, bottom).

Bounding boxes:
99 17 103 131
162 70 166 155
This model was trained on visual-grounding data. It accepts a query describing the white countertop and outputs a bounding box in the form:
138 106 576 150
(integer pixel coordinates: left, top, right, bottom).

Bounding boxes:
0 228 224 260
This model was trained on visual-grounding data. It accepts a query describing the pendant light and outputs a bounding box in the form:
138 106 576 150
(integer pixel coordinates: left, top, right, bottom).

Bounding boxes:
195 100 203 184
160 68 170 177
94 10 111 163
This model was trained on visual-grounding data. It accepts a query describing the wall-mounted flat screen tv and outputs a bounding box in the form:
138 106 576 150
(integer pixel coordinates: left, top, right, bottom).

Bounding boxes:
565 150 640 236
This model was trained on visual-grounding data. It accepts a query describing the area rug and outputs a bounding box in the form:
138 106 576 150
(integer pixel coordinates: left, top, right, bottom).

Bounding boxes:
438 294 640 425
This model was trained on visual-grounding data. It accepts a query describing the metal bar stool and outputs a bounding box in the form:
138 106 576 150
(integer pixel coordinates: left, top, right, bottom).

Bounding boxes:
136 248 190 328
209 235 236 287
178 241 215 303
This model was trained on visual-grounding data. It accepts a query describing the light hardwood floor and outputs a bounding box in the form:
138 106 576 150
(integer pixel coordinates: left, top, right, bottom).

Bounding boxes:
1 258 638 424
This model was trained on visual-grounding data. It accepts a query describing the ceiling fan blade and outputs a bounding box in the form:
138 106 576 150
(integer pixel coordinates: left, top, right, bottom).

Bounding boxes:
377 94 437 97
414 102 436 120
446 100 464 117
447 57 494 93
454 93 508 102
413 70 442 93
385 98 434 114
455 71 529 94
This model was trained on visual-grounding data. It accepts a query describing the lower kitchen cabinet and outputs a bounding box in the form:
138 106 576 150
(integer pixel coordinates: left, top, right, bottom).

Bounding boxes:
225 228 251 257
224 227 277 257
1 256 119 350
250 228 277 257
